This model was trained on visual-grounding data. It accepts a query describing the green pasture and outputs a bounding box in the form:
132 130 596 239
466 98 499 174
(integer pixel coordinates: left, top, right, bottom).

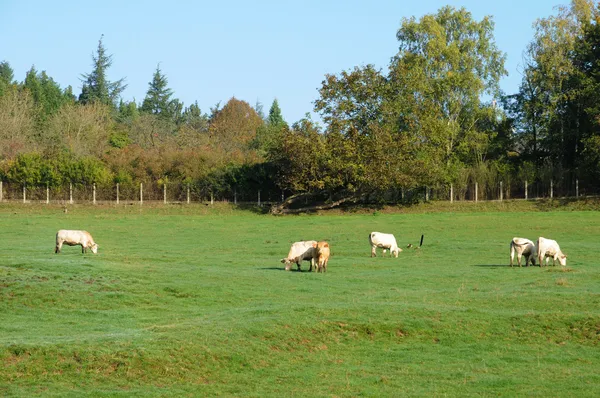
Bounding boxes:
1 203 599 396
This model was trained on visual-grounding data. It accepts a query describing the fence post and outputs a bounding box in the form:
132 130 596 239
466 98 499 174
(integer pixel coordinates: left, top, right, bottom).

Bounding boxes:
550 180 554 199
576 179 579 198
93 183 96 205
140 182 143 205
475 182 478 202
0 181 3 202
281 190 284 202
258 190 261 207
187 185 190 204
163 183 167 204
425 187 429 202
46 185 50 204
525 180 528 200
116 183 120 205
23 185 26 203
69 183 73 204
210 192 214 205
234 189 237 205
450 184 453 203
500 181 503 201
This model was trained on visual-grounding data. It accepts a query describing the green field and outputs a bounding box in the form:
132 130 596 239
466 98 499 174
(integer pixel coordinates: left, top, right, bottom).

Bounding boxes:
1 203 599 396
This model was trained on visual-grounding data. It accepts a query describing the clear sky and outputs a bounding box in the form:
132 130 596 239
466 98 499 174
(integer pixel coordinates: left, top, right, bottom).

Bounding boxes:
1 0 559 125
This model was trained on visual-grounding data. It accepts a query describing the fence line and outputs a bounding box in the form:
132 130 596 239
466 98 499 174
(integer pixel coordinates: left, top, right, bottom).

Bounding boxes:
0 178 597 207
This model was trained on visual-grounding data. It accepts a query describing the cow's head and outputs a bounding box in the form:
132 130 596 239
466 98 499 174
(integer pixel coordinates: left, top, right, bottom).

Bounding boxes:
90 243 98 254
281 258 292 271
558 254 567 266
393 248 402 257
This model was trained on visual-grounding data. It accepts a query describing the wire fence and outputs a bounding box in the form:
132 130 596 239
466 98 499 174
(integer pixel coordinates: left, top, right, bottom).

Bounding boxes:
0 177 598 207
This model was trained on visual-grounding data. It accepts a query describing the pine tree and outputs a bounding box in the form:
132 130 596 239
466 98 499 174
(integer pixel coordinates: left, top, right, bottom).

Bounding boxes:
0 60 15 96
140 64 174 119
268 98 286 127
79 35 126 107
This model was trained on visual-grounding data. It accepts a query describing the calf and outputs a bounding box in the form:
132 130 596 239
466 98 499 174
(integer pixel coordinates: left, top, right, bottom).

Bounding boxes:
509 237 537 267
315 241 330 273
369 232 402 258
537 237 567 266
55 230 98 254
281 241 318 271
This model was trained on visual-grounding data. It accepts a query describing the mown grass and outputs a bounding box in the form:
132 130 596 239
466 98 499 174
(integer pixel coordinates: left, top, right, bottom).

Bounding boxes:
1 202 599 396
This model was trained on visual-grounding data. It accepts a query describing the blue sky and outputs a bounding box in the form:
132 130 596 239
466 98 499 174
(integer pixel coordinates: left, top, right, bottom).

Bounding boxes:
2 0 559 124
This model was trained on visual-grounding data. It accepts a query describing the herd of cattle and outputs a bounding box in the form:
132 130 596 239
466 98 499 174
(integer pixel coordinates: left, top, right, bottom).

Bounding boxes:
53 229 568 270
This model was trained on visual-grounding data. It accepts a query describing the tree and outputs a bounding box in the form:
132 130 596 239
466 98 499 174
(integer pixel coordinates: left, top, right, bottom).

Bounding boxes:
208 97 264 156
268 99 286 127
140 64 175 120
0 60 14 97
388 6 507 184
79 35 126 107
0 87 36 159
512 0 597 185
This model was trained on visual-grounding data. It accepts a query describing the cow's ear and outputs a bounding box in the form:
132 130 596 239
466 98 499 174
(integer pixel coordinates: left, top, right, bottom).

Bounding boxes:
312 242 317 248
280 258 286 263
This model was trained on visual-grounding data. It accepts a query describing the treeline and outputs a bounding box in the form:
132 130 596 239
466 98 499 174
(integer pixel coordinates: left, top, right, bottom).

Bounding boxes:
2 1 600 210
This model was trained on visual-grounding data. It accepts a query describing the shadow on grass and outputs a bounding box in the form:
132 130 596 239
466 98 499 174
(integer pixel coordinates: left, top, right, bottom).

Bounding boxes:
472 264 525 268
259 267 317 272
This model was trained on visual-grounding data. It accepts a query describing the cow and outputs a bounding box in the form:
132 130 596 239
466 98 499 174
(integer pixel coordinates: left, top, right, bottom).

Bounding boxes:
55 230 98 254
537 237 567 267
369 232 402 258
315 241 330 273
509 237 537 267
281 240 318 271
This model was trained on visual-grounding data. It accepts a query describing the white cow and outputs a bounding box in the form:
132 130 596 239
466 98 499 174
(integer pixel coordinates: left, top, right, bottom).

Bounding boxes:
369 232 402 258
55 230 98 254
509 237 537 267
537 237 567 266
281 240 318 271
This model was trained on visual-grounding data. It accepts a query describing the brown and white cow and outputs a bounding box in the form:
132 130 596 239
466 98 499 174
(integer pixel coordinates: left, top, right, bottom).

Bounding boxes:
281 240 318 271
55 230 98 254
369 232 402 258
315 241 330 273
537 237 567 266
509 237 537 267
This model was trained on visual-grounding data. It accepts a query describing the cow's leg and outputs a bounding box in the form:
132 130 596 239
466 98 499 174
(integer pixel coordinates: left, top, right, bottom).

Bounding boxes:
55 241 61 254
510 244 514 267
371 246 376 257
516 252 522 267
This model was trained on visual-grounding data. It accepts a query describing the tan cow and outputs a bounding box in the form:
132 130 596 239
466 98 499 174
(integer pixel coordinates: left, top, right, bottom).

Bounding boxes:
281 240 318 271
55 230 98 254
509 237 537 267
537 237 567 266
315 241 330 273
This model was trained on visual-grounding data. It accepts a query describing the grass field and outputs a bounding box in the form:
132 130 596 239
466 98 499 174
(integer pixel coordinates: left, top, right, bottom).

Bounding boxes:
1 203 599 396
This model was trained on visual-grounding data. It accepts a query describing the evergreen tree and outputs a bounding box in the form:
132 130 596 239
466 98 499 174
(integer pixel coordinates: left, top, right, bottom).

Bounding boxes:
0 60 14 96
268 98 286 127
140 64 174 119
79 35 126 107
24 66 43 105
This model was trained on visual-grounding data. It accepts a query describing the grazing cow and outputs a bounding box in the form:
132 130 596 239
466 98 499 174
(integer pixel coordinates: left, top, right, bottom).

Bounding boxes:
509 237 537 267
369 232 402 258
537 237 567 266
315 241 330 273
281 240 318 271
55 230 98 254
